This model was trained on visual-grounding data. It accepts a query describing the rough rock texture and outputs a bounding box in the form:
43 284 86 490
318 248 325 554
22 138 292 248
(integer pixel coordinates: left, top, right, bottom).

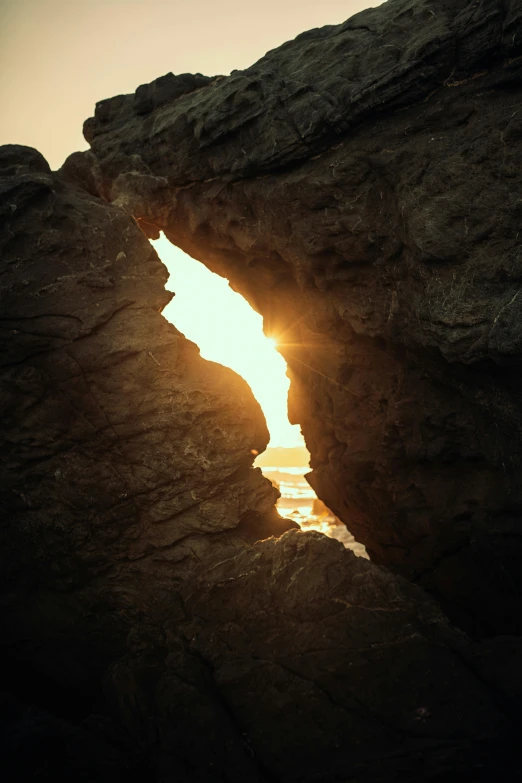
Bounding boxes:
108 531 515 782
73 0 522 637
0 144 282 761
0 143 283 571
2 144 519 780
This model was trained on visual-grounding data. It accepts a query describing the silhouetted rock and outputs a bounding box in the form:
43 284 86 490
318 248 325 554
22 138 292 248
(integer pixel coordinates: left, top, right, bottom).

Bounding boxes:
3 0 522 779
175 530 510 782
88 529 514 782
0 144 287 772
74 0 522 637
0 144 282 583
2 141 517 780
0 694 142 782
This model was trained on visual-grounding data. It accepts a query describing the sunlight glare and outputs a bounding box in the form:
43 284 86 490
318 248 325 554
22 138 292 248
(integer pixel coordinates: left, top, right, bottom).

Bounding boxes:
153 234 304 448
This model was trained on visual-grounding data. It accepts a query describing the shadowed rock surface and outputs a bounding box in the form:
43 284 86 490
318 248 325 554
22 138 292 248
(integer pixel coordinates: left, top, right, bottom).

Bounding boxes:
3 0 522 779
1 144 519 780
0 143 287 594
106 530 517 782
72 0 522 637
0 144 283 772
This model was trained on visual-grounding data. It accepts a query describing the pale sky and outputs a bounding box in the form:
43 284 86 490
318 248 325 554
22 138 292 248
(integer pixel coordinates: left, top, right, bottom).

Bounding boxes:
1 0 381 446
155 235 303 447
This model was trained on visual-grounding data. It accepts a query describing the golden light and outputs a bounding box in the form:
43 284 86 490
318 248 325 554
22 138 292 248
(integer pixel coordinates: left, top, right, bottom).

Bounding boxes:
153 235 304 448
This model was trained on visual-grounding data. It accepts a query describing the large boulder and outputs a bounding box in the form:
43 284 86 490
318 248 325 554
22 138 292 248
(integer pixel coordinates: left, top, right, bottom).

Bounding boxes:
1 144 518 780
0 142 286 716
71 0 522 636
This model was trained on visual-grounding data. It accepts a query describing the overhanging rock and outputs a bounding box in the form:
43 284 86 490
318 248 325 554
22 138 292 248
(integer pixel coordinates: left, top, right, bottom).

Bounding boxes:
68 0 522 637
1 141 518 782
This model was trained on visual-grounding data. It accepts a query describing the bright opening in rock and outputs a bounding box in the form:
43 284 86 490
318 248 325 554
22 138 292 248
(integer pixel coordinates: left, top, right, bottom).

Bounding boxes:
153 234 302 449
154 235 367 556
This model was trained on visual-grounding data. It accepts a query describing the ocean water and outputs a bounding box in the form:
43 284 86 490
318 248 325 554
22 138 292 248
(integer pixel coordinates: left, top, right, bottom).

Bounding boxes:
262 466 368 559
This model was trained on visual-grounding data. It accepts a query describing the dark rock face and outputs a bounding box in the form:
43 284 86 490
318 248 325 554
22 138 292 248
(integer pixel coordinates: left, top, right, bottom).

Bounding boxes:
1 694 142 783
0 143 284 743
74 0 522 637
2 144 518 780
0 144 281 575
102 529 517 782
175 532 510 782
4 0 522 779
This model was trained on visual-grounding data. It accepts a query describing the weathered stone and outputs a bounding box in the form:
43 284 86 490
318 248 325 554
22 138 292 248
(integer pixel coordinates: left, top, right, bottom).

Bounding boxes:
3 0 522 779
2 143 517 780
74 531 514 782
73 0 522 636
171 531 512 782
0 143 288 718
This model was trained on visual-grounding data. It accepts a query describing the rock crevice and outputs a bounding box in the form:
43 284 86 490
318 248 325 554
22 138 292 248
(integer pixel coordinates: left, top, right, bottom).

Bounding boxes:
70 0 522 637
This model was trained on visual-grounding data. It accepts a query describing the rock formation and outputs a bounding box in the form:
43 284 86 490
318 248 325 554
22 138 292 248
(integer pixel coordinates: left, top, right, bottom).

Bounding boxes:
0 141 517 781
0 144 285 776
71 0 522 638
2 0 522 780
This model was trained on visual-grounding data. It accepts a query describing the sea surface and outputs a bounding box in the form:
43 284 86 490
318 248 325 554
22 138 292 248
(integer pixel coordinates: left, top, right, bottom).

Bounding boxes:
261 466 368 558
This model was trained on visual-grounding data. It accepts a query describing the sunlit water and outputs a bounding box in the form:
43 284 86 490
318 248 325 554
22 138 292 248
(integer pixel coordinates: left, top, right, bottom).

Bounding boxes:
262 467 368 558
